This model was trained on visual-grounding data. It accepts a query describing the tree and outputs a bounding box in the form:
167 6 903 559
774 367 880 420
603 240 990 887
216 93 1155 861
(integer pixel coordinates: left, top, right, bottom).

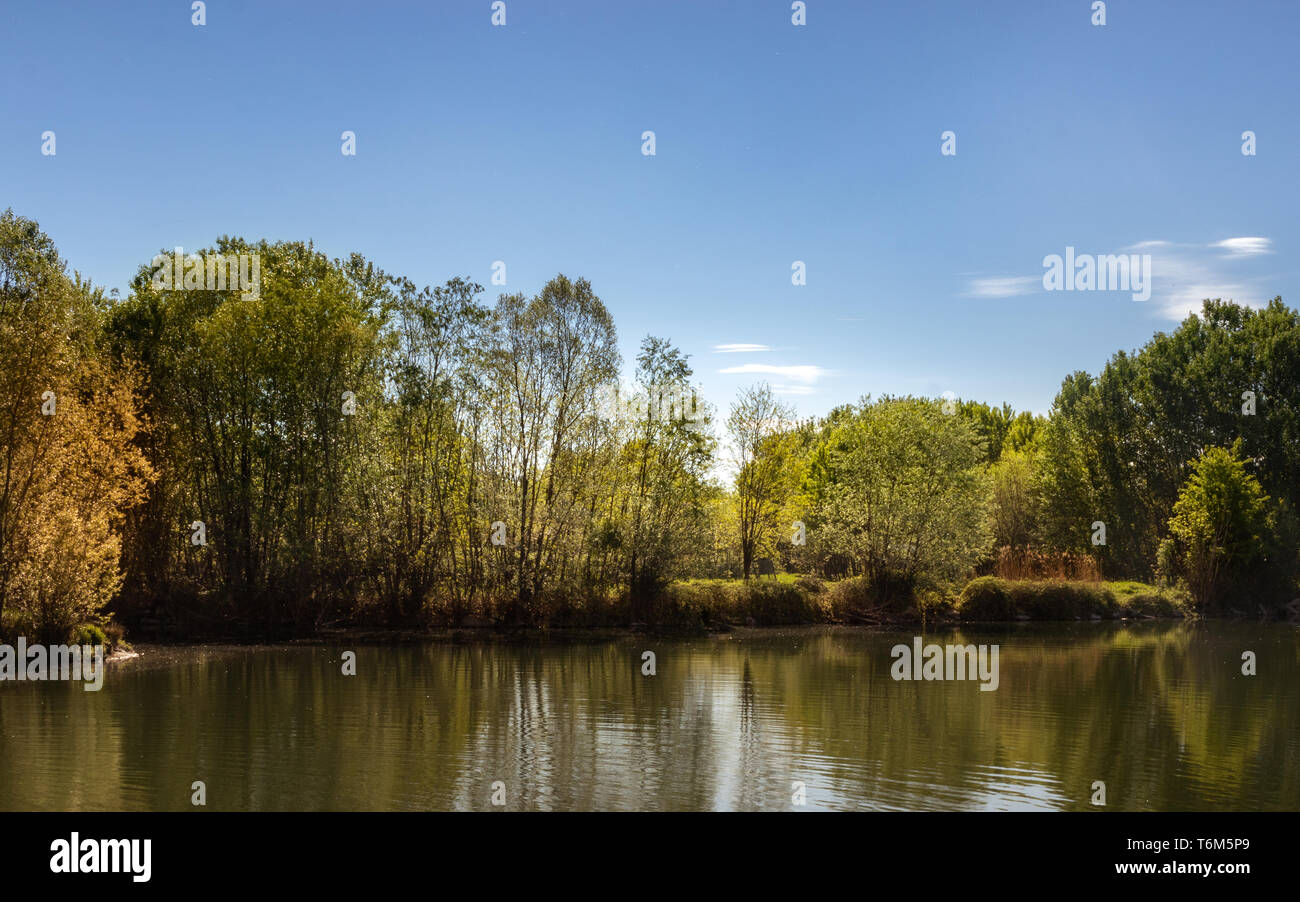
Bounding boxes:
728 383 797 579
619 336 713 606
806 397 989 599
988 448 1037 549
1168 443 1269 610
0 210 151 640
489 275 620 618
1035 299 1300 581
360 276 491 622
107 239 385 628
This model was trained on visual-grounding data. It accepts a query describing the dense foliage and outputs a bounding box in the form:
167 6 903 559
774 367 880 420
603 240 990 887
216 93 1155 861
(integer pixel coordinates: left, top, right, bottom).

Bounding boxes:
2 210 1295 637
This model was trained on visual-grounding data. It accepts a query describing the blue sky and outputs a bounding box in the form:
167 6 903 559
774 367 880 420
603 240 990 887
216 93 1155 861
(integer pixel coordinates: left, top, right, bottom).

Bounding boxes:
3 0 1296 418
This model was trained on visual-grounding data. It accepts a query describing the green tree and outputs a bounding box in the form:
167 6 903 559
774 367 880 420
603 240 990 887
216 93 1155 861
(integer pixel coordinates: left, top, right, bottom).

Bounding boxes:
107 239 386 628
988 448 1037 549
1037 299 1300 582
619 336 713 607
807 397 990 598
728 383 797 579
488 275 621 619
1168 443 1269 610
360 276 491 622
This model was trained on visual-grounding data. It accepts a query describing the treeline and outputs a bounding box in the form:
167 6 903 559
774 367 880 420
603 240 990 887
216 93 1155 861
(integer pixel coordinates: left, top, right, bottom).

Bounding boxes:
1001 298 1300 610
2 211 727 636
1 209 1297 640
105 247 721 632
743 301 1300 614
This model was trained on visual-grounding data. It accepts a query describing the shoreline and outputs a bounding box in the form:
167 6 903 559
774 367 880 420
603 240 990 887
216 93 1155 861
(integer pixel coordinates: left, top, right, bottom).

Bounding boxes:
101 615 1237 667
92 576 1296 657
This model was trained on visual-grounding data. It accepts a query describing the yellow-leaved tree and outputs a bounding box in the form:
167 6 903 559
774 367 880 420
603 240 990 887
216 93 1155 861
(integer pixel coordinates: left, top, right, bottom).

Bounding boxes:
0 209 151 643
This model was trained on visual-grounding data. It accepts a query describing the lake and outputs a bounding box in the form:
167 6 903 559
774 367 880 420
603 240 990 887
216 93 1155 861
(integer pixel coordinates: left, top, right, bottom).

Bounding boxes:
1 622 1296 811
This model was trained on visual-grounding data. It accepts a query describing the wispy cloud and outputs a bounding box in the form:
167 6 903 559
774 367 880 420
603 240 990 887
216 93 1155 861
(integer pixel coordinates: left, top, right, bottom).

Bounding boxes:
1212 236 1272 257
719 363 824 385
1132 236 1275 320
712 343 772 353
964 275 1039 298
965 237 1276 319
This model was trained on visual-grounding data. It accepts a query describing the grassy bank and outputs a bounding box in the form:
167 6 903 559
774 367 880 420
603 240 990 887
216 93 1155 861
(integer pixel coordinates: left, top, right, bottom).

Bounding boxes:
653 575 1191 629
955 577 1191 621
0 612 132 651
15 575 1193 644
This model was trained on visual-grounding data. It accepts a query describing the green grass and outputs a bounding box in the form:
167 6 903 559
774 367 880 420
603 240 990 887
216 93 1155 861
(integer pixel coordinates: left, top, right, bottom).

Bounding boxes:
1102 580 1194 617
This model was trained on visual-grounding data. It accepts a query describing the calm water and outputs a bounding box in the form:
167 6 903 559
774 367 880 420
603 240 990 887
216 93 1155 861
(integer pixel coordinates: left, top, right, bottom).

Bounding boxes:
1 623 1296 811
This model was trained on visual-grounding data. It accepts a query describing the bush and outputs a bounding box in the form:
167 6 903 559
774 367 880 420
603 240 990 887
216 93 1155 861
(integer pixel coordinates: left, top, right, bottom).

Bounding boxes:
68 623 107 647
641 584 713 628
731 581 830 624
102 621 129 652
1014 581 1117 619
956 576 1014 620
10 507 126 644
656 579 832 627
957 577 1189 621
1106 580 1193 618
823 574 930 623
1123 590 1184 618
795 575 826 594
1168 443 1270 611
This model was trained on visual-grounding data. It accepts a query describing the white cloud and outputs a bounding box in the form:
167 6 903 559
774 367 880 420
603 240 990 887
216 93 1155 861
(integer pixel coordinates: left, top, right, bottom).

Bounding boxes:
965 276 1039 298
1212 237 1272 256
1137 237 1274 319
712 343 772 353
719 363 824 385
961 236 1275 319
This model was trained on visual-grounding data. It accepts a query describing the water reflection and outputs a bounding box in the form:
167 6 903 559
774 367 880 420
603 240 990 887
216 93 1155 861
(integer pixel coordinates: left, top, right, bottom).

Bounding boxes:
0 623 1295 811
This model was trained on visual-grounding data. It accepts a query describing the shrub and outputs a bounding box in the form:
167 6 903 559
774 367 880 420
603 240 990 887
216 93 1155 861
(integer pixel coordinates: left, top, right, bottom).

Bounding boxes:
957 577 1189 621
731 581 830 624
823 574 927 623
1106 580 1193 617
654 579 832 627
795 575 826 594
69 622 107 647
102 621 129 652
1168 443 1270 611
1012 581 1117 619
957 577 1116 620
957 576 1014 620
825 575 872 610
